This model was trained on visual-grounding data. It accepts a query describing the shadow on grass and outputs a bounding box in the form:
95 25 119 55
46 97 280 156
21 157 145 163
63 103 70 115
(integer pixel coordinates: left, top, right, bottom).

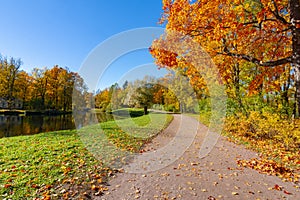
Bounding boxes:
112 109 144 118
37 130 77 138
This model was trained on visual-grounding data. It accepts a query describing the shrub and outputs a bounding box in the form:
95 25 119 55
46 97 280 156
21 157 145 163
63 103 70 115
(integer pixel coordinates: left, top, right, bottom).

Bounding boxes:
224 111 300 177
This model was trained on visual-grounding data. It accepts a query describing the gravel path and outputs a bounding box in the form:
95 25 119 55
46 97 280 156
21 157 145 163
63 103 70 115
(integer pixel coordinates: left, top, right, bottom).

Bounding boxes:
97 114 300 200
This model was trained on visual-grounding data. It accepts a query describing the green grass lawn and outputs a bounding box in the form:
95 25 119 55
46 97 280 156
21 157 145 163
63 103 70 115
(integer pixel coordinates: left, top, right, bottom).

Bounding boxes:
0 109 173 199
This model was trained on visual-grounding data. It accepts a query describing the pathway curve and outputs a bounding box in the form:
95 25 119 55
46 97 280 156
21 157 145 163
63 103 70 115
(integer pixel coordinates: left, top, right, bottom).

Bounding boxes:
97 114 300 200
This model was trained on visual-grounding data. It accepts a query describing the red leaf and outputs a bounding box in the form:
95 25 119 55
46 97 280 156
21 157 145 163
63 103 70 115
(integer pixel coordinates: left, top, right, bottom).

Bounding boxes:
283 190 292 195
274 184 282 191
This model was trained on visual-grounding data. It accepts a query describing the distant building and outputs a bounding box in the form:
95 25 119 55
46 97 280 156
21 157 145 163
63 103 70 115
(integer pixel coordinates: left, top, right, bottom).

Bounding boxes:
0 98 23 109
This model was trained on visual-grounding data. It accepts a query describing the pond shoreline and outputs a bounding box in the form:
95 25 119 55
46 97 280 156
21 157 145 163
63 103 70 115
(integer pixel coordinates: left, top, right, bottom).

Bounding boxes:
0 109 72 116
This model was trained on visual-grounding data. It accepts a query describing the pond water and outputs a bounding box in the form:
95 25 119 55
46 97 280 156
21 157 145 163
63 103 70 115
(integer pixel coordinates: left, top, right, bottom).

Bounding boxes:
0 112 117 138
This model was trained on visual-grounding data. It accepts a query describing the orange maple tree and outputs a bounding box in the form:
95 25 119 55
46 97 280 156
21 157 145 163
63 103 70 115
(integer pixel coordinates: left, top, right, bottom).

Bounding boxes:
150 0 300 115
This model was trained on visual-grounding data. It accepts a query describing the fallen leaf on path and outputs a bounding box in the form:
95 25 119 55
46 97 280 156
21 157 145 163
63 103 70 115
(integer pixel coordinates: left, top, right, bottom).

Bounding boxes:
94 191 103 196
283 190 292 195
273 184 282 191
245 182 252 186
97 178 103 183
187 181 193 185
160 173 170 177
60 189 66 194
191 162 199 166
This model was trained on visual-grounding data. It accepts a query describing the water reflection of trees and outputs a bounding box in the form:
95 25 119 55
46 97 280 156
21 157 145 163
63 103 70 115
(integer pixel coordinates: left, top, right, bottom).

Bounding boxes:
0 112 121 138
0 115 75 138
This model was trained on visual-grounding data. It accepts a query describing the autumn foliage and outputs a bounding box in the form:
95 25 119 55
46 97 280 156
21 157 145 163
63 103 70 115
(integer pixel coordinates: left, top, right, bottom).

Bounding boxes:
0 56 87 111
151 0 300 116
150 0 300 182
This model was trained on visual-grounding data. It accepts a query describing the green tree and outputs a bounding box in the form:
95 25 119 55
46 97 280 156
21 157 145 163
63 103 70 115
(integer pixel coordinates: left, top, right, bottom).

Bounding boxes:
135 83 156 115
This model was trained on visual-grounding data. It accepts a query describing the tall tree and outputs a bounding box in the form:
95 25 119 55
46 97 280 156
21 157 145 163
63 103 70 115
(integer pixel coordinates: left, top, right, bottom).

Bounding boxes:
31 68 48 110
46 65 62 109
0 56 22 109
14 71 33 109
150 0 300 115
135 83 156 115
167 70 198 113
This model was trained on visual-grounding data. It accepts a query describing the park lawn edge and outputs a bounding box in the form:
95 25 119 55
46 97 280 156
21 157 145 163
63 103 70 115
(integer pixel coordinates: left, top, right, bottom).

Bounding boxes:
0 111 173 199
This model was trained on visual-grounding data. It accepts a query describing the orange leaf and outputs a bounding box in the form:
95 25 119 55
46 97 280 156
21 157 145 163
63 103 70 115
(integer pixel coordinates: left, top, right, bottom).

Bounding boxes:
283 190 292 195
4 184 12 188
273 184 282 191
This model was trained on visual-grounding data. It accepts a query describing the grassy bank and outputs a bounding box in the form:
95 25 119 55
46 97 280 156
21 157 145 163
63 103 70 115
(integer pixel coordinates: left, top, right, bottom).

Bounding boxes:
0 109 72 115
0 110 173 199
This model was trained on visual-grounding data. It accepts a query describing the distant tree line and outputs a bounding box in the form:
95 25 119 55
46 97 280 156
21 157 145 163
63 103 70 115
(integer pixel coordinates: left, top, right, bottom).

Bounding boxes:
94 73 199 114
0 55 87 111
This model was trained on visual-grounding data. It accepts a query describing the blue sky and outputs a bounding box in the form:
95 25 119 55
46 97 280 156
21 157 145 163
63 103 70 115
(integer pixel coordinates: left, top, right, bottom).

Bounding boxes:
0 0 167 90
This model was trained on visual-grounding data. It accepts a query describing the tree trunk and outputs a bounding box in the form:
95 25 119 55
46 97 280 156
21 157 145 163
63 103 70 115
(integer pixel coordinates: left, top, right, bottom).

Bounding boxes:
144 106 148 115
295 68 300 117
233 63 248 116
290 0 300 117
282 68 291 116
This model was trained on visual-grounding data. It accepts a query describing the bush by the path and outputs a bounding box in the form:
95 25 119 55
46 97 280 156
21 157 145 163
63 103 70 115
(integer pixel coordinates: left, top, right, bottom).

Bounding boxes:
224 112 300 183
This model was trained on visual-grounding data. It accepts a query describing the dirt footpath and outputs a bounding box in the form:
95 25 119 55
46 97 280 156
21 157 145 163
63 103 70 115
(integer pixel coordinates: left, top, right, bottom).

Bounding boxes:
97 114 300 200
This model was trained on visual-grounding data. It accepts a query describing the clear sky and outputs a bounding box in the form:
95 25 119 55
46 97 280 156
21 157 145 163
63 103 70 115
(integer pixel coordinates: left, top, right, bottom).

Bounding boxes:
0 0 167 90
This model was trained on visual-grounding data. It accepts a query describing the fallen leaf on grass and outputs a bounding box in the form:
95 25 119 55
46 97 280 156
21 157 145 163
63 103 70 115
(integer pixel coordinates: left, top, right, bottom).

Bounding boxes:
31 184 40 189
4 184 12 188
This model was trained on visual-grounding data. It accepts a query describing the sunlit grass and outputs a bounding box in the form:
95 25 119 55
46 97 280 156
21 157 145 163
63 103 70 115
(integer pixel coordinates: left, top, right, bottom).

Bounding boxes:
0 109 173 199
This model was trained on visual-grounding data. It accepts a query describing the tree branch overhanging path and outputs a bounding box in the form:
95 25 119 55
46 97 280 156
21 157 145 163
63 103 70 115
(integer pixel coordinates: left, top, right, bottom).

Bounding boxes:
97 114 300 200
150 0 300 117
